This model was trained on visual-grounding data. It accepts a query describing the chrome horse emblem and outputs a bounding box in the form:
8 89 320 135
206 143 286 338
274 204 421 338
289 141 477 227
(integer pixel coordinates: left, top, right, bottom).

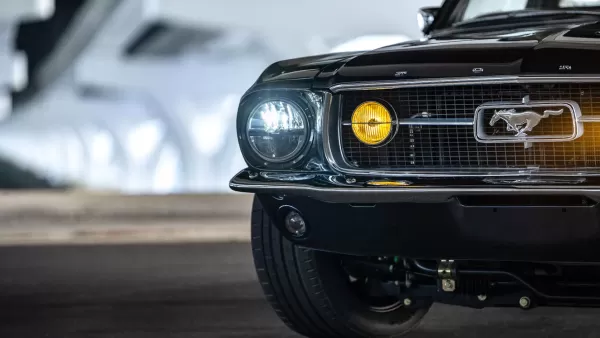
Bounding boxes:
474 97 582 148
489 108 564 137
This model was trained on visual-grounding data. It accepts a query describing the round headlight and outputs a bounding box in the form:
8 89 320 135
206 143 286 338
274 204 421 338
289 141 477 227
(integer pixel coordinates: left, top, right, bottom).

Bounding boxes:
351 101 393 146
246 100 308 163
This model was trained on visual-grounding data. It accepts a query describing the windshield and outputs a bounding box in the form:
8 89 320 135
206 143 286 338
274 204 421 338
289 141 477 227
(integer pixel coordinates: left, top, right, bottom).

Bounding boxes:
459 0 600 22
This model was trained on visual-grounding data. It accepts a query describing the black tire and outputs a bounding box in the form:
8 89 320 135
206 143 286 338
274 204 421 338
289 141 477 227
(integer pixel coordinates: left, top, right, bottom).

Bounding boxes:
251 195 430 338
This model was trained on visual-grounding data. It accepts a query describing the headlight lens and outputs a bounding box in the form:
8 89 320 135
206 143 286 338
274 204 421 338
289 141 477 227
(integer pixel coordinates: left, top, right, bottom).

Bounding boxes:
351 101 393 145
246 100 308 163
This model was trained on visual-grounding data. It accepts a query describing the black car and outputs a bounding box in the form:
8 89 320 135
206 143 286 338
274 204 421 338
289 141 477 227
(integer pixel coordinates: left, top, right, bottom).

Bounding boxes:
230 0 600 336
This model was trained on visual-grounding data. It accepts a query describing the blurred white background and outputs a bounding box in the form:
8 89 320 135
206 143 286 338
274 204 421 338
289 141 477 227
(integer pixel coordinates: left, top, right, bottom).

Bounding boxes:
0 0 441 193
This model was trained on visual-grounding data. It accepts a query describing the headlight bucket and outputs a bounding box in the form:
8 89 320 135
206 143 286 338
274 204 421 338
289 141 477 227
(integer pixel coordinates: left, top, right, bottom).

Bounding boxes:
237 90 320 170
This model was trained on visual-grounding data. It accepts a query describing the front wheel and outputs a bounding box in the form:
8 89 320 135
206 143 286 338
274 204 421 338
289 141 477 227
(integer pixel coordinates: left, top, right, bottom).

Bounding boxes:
251 196 430 337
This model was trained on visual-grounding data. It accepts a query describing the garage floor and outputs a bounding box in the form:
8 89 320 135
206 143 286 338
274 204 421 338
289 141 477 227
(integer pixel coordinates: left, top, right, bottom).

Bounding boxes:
1 242 600 338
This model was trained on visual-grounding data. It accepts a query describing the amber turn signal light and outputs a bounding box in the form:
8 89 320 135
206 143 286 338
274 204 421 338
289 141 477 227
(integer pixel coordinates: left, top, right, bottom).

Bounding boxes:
366 180 412 187
351 101 393 145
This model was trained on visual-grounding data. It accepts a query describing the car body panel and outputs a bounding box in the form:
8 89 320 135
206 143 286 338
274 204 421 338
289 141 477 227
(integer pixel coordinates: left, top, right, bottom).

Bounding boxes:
251 21 600 91
256 193 600 261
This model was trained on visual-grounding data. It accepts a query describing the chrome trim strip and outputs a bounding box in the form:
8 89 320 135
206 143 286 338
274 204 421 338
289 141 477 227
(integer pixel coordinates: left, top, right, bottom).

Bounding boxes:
342 118 474 126
322 91 338 172
322 170 600 178
343 117 600 125
343 116 600 127
329 75 600 93
483 177 586 185
231 182 600 193
230 180 600 203
397 118 474 126
578 116 600 122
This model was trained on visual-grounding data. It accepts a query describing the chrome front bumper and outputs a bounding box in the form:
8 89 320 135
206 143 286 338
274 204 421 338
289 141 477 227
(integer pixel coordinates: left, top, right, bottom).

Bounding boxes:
230 170 600 203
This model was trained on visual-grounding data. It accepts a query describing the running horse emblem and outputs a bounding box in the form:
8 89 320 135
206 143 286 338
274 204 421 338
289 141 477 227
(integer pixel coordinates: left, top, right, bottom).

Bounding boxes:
489 108 564 137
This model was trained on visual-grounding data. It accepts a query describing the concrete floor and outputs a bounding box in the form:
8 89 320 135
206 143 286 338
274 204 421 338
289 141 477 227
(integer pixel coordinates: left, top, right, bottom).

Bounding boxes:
1 243 600 337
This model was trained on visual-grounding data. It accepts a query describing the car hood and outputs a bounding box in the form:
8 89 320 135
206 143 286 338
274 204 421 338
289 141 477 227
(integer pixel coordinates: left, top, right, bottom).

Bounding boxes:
305 21 600 89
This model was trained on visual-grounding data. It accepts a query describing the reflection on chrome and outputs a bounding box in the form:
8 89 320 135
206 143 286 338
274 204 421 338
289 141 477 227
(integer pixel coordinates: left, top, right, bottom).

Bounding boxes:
259 172 316 181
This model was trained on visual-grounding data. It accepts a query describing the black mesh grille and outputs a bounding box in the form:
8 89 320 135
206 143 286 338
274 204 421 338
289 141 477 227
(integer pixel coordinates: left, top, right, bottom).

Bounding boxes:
340 83 600 172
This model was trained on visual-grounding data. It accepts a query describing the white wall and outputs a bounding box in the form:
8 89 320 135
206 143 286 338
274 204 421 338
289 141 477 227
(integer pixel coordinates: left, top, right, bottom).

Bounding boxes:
3 0 443 193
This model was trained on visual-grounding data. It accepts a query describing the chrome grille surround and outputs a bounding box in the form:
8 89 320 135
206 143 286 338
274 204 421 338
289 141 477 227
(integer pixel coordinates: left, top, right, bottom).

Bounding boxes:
324 76 600 177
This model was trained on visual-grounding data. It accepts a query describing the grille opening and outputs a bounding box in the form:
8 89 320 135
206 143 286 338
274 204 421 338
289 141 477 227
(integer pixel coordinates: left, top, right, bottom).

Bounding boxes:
340 83 600 174
457 195 597 207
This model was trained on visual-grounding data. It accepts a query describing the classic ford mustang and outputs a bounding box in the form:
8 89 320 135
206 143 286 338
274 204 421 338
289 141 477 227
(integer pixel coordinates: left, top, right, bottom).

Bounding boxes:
230 0 600 336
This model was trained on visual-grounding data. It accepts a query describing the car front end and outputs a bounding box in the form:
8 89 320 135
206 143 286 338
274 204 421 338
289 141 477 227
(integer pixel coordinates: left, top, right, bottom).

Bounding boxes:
230 1 600 336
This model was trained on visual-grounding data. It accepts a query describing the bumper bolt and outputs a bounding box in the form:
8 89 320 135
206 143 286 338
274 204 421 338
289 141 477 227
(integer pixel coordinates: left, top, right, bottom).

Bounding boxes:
519 296 531 309
441 279 456 292
403 298 412 306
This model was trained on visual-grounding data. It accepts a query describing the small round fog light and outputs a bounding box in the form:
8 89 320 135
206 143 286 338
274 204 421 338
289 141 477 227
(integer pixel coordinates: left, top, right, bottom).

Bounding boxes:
351 101 393 146
284 211 306 237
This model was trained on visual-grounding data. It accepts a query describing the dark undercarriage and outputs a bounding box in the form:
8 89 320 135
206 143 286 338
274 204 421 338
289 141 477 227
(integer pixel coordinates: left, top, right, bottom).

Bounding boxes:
250 189 600 310
346 256 600 310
